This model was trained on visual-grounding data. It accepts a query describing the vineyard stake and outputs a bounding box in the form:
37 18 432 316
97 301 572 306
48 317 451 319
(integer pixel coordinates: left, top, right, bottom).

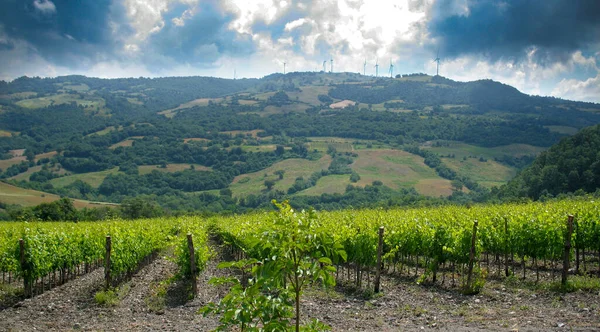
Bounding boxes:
187 234 198 296
374 226 384 293
561 215 574 287
466 220 478 292
19 238 29 298
504 217 509 277
105 236 111 290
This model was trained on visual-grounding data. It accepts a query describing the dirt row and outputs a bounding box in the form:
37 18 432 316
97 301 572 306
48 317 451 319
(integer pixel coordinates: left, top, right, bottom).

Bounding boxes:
1 246 599 331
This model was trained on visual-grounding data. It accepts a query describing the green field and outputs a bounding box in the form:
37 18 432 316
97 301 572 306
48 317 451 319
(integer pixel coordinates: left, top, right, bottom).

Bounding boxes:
422 141 546 159
0 130 17 137
138 164 211 175
8 165 42 181
230 155 332 197
442 157 516 186
0 156 26 170
285 86 331 106
544 125 579 135
58 83 90 92
295 174 352 196
0 182 117 208
15 93 107 111
158 97 224 117
87 126 119 136
49 168 119 188
350 149 454 196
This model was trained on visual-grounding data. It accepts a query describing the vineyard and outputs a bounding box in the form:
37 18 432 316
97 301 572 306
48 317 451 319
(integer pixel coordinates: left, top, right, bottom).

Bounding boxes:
1 198 600 330
213 198 600 290
0 218 210 300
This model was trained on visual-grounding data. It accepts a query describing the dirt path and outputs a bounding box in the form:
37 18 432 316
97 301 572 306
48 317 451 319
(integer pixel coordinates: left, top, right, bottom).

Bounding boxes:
1 248 599 332
0 251 222 332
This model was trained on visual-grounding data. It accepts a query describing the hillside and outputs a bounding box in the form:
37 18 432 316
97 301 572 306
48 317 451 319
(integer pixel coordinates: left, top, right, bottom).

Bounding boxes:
498 124 600 199
1 72 599 216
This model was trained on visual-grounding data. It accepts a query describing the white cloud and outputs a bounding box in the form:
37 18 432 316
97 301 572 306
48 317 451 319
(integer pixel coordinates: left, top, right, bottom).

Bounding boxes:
123 0 171 43
284 18 306 31
33 0 56 15
552 74 600 103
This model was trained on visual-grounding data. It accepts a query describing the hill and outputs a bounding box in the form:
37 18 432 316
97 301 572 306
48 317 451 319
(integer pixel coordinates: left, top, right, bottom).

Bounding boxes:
1 72 599 216
497 124 600 199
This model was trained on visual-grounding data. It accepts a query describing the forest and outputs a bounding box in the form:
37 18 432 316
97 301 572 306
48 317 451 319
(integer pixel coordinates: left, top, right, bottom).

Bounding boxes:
1 72 599 220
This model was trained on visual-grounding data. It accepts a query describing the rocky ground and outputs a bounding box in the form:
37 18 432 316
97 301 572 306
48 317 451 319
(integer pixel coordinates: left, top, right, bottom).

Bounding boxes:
1 247 599 332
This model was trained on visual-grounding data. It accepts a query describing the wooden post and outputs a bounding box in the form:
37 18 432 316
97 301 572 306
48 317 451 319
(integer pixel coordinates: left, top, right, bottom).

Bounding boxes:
374 227 384 293
466 220 478 292
575 219 580 274
105 236 111 290
561 215 574 287
504 217 509 277
19 239 29 297
187 234 197 296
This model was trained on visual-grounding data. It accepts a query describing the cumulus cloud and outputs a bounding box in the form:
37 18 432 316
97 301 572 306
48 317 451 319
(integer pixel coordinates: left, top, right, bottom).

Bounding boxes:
33 0 57 14
427 0 600 64
552 74 600 103
0 0 598 102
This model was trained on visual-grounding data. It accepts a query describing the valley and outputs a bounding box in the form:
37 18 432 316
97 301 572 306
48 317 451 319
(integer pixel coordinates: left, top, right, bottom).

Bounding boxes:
1 72 599 218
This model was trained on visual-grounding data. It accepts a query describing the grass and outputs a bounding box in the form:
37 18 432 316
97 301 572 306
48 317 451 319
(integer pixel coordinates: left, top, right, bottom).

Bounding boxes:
0 130 16 137
138 164 211 175
158 97 224 117
60 83 90 92
285 86 331 106
350 149 453 196
95 283 131 307
8 166 42 181
86 126 119 136
15 93 107 113
230 155 332 197
0 182 118 208
34 151 58 161
109 139 135 149
422 141 546 159
260 103 310 116
421 141 546 188
544 125 579 135
49 167 119 188
396 75 432 82
220 129 265 138
183 137 210 144
442 157 516 185
295 174 352 196
239 145 278 153
0 156 26 170
0 92 37 100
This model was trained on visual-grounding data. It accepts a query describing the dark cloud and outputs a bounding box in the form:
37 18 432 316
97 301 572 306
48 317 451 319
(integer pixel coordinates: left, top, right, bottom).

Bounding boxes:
145 1 254 68
0 0 130 67
428 0 600 64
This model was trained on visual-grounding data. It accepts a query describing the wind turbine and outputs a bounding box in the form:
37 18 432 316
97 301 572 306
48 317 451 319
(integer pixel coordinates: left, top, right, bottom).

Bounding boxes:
434 49 441 76
330 58 333 73
283 61 286 75
389 59 394 78
363 59 367 75
375 58 379 77
234 68 236 80
323 60 327 72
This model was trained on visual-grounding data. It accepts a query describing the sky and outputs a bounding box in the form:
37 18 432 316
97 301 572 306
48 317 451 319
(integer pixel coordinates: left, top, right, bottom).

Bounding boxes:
0 0 599 102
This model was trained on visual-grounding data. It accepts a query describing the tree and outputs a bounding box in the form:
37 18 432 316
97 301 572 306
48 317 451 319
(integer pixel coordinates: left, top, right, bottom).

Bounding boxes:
264 179 276 191
274 170 285 180
120 197 162 219
202 201 345 331
451 180 464 192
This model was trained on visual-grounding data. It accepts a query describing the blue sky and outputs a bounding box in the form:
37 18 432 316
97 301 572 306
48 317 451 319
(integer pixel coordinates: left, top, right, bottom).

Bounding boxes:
0 0 599 102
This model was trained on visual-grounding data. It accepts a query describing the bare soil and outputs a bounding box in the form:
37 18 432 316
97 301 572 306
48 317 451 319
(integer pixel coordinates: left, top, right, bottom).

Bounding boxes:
1 247 599 332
